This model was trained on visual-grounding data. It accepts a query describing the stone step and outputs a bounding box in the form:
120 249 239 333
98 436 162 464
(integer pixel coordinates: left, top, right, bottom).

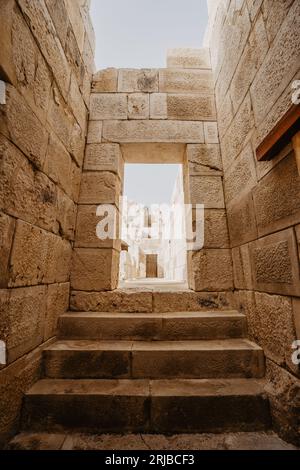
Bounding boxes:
59 311 247 341
22 378 271 434
43 339 265 379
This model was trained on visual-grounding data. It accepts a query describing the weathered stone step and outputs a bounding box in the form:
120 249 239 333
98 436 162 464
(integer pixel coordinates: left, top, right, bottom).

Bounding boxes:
59 311 246 340
44 339 264 379
22 378 271 433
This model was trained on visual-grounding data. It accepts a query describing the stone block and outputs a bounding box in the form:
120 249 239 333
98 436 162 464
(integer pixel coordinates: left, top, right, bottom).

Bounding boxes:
92 68 118 92
227 193 258 247
90 93 128 120
250 0 300 125
6 286 46 363
253 153 300 237
203 209 230 248
44 283 69 341
71 248 119 291
187 144 222 176
102 120 204 143
56 188 77 240
121 143 185 163
45 0 69 47
75 205 121 250
87 121 102 144
204 122 219 143
0 85 48 170
68 72 87 131
188 249 234 291
84 143 124 177
167 48 211 69
79 172 121 205
249 228 300 296
189 175 225 208
255 293 297 373
217 92 234 139
128 93 149 120
65 23 85 88
118 69 158 93
0 135 57 233
47 86 74 156
64 0 85 52
0 212 15 288
262 0 294 44
150 93 167 119
43 134 74 199
70 289 153 312
224 143 257 206
166 94 216 121
159 69 214 94
232 244 253 290
292 298 300 340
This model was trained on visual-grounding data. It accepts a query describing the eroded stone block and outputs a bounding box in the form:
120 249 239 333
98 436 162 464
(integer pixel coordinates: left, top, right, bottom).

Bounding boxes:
187 144 222 176
90 93 127 120
128 93 149 120
189 249 233 291
167 48 211 69
204 122 219 143
189 175 225 208
87 121 102 144
84 143 124 177
75 205 120 250
44 283 69 341
167 94 216 121
118 69 158 93
79 171 121 205
92 68 118 92
150 93 167 119
159 69 214 94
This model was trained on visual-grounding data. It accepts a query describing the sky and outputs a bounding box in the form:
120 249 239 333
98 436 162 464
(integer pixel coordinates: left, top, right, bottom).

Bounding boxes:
90 0 208 69
90 0 208 204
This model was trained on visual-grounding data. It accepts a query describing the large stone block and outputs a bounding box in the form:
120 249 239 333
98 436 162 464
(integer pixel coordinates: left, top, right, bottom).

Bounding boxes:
79 171 121 205
0 135 57 233
70 289 153 312
75 204 121 250
254 293 297 374
232 244 253 290
150 93 167 119
128 93 150 120
189 175 225 208
118 69 158 93
204 122 219 144
262 0 294 44
249 228 300 296
166 94 216 121
188 249 234 291
0 212 15 288
71 248 119 291
0 85 48 170
92 68 118 93
203 210 230 248
102 120 204 143
250 0 300 125
227 193 258 247
17 0 71 99
47 86 75 157
87 121 102 144
44 283 69 341
6 286 46 363
84 143 124 177
43 134 74 199
121 143 185 164
253 153 300 237
159 69 214 94
45 0 69 47
90 93 128 120
187 144 222 176
224 143 257 206
167 48 211 69
65 23 85 88
64 0 85 52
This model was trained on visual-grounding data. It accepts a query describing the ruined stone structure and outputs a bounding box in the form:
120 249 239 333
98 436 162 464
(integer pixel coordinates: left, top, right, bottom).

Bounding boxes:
0 0 299 449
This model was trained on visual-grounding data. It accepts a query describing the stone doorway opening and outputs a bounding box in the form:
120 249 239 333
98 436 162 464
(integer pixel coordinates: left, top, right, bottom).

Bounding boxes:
119 156 188 289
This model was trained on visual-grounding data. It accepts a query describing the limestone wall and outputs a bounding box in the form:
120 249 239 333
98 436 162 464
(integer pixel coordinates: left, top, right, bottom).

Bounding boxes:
207 0 300 444
0 0 94 445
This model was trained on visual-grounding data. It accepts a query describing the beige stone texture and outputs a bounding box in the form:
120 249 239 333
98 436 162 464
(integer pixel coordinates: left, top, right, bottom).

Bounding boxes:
253 153 300 237
128 93 150 120
159 69 214 94
250 0 300 126
189 175 225 208
249 228 300 297
103 120 204 143
84 144 124 178
203 210 230 249
79 171 121 205
204 122 219 144
56 188 77 241
64 22 85 89
187 144 222 176
232 245 253 290
75 205 121 250
188 249 233 292
92 68 118 93
6 286 46 363
224 143 257 206
167 48 211 69
118 69 159 93
68 73 87 131
0 85 49 170
87 121 102 144
0 289 10 349
90 93 128 120
0 212 15 288
292 298 300 341
150 93 167 119
121 143 185 163
0 135 57 233
71 248 119 291
227 193 258 247
44 0 69 48
167 94 216 121
44 283 70 341
254 293 297 374
70 289 153 312
262 0 295 44
64 0 85 52
217 92 234 139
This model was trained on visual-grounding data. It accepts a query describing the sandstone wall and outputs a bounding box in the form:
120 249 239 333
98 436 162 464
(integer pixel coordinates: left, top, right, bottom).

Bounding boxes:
206 0 300 444
0 0 94 445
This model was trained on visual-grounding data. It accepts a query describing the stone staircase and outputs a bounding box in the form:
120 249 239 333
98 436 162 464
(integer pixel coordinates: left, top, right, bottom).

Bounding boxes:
20 290 271 434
